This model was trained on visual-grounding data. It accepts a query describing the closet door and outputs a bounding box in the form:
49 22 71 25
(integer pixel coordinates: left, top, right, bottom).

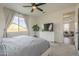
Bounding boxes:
78 9 79 50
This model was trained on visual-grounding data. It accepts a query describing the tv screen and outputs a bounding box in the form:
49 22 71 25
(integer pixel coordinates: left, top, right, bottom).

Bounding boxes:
44 23 53 31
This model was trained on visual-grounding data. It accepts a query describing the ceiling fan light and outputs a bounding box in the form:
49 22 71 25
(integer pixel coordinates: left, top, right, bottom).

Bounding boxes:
32 6 36 9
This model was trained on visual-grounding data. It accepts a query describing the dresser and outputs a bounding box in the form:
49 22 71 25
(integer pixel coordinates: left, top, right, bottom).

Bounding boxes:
39 31 54 42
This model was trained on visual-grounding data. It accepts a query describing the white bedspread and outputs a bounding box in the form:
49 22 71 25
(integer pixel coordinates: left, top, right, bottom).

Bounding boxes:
0 35 50 56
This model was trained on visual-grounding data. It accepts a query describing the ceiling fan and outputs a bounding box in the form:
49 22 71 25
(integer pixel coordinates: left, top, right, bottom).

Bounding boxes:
23 3 46 13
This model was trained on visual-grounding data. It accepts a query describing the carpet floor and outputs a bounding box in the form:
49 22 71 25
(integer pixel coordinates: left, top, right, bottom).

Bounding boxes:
42 43 78 56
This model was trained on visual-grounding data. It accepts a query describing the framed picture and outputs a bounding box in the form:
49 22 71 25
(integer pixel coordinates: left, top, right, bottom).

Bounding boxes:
43 23 53 31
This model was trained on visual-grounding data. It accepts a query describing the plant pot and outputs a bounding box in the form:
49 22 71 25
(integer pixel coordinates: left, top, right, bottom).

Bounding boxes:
34 35 38 37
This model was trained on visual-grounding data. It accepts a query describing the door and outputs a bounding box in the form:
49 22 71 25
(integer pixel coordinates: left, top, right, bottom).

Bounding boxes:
78 9 79 50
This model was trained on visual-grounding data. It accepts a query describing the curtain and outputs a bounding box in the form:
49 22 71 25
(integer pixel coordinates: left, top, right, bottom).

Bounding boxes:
3 8 15 38
23 15 30 35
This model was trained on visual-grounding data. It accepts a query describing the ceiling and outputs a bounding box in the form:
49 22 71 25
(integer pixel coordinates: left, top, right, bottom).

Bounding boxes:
0 3 76 16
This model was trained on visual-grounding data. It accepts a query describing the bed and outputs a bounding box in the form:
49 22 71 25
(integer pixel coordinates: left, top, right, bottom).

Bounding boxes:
0 35 50 56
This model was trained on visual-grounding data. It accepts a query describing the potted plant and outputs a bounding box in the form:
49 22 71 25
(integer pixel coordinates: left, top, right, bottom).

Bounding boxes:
32 24 40 37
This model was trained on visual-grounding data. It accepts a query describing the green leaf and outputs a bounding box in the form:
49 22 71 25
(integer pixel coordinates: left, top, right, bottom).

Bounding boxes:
32 24 40 32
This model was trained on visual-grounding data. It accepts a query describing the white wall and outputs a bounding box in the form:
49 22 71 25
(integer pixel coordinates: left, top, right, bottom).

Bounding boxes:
0 6 5 38
74 4 79 50
69 20 75 31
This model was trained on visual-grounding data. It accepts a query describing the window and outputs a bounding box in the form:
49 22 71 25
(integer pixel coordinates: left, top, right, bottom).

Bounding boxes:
64 23 69 31
7 16 28 32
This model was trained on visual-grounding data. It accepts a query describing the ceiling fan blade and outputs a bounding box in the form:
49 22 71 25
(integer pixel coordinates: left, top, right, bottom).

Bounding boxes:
31 8 34 12
23 6 32 7
37 7 43 12
36 3 46 6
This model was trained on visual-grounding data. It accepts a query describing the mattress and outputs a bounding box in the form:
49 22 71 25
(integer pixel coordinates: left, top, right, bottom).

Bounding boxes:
0 35 50 56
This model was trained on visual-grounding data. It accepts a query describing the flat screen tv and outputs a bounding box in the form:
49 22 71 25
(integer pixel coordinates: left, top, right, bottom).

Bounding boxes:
43 23 53 31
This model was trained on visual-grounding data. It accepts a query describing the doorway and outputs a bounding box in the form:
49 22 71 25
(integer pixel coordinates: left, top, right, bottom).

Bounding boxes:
63 12 75 45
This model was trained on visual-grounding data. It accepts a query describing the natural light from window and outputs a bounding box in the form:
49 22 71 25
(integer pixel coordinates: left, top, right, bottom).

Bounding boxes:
64 23 69 31
7 16 28 32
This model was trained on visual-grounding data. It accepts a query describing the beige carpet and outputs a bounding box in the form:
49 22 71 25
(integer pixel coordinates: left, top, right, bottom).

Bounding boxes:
42 43 78 56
